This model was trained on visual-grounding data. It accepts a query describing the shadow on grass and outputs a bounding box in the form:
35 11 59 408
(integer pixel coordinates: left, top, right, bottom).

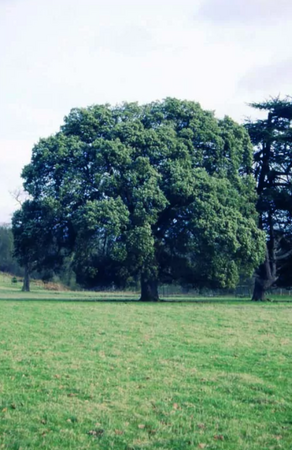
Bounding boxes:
0 297 291 303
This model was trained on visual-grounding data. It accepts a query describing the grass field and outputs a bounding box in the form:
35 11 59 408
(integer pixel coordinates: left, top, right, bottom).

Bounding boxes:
1 272 291 303
0 291 292 449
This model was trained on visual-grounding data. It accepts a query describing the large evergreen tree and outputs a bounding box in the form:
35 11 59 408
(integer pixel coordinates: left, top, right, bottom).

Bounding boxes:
16 99 265 299
246 97 292 300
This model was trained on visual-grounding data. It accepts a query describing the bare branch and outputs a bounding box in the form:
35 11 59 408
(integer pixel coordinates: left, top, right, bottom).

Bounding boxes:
9 187 31 207
276 248 292 261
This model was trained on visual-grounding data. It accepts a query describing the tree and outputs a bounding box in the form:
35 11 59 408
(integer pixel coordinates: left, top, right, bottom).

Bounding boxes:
20 98 265 300
12 199 64 291
245 97 292 300
0 225 23 276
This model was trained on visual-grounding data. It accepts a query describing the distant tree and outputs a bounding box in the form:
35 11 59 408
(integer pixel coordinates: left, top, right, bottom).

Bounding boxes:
245 97 292 300
0 226 22 275
12 199 64 291
20 99 265 300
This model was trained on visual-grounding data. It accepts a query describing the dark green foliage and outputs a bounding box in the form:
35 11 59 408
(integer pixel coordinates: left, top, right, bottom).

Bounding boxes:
276 236 292 288
19 99 265 299
245 97 292 299
0 226 23 276
12 200 65 290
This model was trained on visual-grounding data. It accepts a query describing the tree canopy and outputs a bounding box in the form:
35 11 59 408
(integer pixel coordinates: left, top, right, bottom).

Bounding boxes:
245 97 292 300
15 98 265 299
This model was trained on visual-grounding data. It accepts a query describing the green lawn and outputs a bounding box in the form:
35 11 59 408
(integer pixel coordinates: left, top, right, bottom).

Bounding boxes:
0 299 291 449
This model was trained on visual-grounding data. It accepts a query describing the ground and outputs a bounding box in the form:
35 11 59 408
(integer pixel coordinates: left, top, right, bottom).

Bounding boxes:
0 276 291 449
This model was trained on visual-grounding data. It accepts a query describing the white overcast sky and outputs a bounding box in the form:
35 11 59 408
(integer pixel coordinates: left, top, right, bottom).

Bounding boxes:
1 0 292 222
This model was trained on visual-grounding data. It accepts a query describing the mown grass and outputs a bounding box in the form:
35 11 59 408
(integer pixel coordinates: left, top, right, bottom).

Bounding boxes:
0 273 137 301
0 300 291 450
1 272 291 303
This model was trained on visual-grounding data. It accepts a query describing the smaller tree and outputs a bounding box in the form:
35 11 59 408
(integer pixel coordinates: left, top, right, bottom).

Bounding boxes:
0 226 22 275
12 199 64 291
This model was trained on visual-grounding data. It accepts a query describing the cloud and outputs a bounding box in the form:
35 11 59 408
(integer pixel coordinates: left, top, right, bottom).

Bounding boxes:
239 58 292 93
0 0 291 222
197 0 292 24
96 25 155 57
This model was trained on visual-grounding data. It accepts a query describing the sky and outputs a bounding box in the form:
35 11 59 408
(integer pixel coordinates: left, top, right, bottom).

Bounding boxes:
1 0 291 222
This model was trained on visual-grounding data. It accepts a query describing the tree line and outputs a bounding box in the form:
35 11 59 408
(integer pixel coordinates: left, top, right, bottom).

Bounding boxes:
0 226 23 276
6 97 292 300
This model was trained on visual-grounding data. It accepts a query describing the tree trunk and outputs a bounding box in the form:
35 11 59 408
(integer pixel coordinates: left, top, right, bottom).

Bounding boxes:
252 246 277 301
22 266 30 292
140 275 159 301
252 277 266 301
